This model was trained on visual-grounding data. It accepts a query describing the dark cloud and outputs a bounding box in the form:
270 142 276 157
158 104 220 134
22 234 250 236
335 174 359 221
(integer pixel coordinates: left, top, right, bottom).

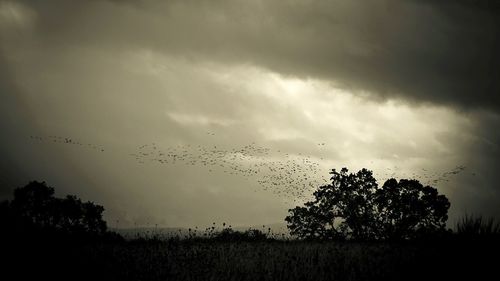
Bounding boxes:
15 0 500 112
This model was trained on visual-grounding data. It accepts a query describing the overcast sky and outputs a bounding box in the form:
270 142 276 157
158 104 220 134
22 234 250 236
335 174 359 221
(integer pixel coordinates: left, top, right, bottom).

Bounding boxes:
1 0 499 228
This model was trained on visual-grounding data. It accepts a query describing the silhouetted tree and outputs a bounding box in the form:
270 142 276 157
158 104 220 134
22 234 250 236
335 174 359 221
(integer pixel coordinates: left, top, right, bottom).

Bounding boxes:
2 181 108 236
10 181 56 228
286 168 450 240
373 178 450 240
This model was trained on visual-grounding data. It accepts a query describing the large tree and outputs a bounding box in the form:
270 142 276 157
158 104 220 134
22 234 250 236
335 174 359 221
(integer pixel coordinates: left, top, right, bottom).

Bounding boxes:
285 168 450 240
373 178 450 240
4 181 108 235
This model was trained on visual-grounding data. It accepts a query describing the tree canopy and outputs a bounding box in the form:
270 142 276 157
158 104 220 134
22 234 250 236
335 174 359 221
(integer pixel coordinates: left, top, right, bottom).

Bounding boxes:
285 168 450 240
1 181 107 236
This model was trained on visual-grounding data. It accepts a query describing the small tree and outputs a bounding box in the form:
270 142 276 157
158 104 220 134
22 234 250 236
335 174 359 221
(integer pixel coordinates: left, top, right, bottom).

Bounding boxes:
285 168 450 240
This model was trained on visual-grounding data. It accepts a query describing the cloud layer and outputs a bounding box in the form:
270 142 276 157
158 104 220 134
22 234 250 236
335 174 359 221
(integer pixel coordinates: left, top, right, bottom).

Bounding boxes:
9 0 500 111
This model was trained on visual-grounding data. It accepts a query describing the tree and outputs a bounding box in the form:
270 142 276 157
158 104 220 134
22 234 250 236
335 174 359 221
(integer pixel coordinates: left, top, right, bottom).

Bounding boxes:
285 168 450 240
4 181 108 235
373 178 450 240
10 181 56 227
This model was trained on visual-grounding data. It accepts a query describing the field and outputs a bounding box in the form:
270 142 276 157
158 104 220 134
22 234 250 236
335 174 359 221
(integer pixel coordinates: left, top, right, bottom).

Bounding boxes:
4 235 499 281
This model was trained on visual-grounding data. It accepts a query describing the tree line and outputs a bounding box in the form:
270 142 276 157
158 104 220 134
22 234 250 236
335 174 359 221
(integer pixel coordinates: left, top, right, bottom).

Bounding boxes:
0 167 459 241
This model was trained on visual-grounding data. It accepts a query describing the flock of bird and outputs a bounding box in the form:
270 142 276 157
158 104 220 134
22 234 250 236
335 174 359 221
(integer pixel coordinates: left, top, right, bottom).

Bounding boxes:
29 135 106 152
29 134 468 201
131 142 327 201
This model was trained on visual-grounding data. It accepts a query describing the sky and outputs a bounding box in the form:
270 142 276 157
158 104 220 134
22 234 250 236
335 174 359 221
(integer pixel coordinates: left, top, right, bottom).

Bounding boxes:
1 0 499 229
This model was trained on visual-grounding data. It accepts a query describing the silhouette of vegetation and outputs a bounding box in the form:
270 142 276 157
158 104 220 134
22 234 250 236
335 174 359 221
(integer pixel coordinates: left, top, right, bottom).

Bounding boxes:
286 168 450 240
1 181 114 238
211 228 270 242
1 181 124 281
456 214 500 238
1 178 499 281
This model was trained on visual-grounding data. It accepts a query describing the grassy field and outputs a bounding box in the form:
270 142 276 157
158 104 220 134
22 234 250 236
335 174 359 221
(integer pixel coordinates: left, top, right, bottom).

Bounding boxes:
4 234 499 281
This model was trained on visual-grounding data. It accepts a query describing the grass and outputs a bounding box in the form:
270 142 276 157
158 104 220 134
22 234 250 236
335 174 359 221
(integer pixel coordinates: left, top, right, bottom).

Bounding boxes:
456 214 500 236
3 218 500 281
62 240 423 281
4 233 499 281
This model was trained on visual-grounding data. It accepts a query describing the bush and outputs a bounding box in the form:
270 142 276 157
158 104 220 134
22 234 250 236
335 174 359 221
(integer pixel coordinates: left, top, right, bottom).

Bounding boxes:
213 228 269 242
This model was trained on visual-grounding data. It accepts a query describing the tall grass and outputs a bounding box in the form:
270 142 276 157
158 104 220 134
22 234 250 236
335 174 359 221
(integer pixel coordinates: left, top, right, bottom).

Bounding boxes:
456 214 500 236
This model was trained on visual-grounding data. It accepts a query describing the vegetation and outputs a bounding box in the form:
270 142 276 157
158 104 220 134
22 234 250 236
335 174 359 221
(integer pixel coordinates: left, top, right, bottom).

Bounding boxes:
0 181 120 241
286 168 450 240
1 176 499 281
456 213 500 237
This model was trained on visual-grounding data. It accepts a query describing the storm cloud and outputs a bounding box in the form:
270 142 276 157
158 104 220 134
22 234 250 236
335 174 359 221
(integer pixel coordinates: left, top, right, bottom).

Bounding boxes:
8 0 500 111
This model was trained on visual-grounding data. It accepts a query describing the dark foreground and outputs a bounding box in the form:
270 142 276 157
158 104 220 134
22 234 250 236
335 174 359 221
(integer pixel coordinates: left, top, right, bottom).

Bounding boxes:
3 235 499 281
